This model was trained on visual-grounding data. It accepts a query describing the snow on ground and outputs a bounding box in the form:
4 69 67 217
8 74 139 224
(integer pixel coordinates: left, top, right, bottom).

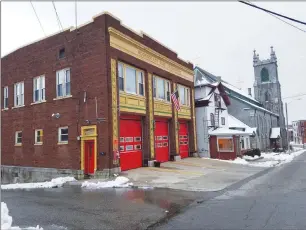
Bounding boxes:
1 177 76 190
1 202 43 230
206 149 306 168
81 176 133 189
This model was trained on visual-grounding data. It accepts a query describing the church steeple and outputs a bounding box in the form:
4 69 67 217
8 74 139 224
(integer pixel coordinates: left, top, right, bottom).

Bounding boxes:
270 46 277 62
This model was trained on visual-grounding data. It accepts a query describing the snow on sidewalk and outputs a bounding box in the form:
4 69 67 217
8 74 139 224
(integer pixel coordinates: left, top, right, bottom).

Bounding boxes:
1 202 43 230
1 177 76 190
81 176 133 189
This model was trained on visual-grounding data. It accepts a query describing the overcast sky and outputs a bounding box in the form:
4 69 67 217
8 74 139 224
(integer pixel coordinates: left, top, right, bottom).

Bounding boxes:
2 1 306 123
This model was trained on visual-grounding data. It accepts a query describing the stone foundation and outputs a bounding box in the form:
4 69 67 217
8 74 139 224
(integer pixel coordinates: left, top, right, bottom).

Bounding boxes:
1 165 121 184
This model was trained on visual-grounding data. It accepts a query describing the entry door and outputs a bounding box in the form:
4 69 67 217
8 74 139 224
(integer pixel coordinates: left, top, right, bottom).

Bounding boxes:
179 122 189 159
84 140 95 175
155 121 169 162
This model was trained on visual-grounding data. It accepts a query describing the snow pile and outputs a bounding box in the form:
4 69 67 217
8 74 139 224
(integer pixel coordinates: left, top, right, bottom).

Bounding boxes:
1 177 76 190
242 155 260 160
82 176 133 189
1 202 43 230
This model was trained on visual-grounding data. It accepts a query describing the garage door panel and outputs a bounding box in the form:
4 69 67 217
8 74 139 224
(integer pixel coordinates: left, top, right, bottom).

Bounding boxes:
155 121 169 163
179 122 189 159
119 118 143 171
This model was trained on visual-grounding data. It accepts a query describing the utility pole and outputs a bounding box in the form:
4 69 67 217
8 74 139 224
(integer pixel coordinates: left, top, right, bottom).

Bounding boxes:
285 102 290 153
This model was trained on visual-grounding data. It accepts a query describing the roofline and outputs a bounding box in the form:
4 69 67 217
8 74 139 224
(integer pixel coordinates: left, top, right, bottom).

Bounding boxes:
2 11 192 67
230 94 279 117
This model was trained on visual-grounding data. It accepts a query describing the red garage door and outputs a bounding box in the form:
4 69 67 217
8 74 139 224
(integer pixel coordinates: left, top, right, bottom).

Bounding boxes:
155 120 169 162
119 117 142 171
179 122 189 159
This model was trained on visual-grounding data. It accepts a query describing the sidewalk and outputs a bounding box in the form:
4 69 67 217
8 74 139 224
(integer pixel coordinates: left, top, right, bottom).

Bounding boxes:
69 157 267 192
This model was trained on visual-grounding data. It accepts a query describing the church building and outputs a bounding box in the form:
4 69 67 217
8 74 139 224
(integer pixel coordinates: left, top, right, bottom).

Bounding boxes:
194 47 287 151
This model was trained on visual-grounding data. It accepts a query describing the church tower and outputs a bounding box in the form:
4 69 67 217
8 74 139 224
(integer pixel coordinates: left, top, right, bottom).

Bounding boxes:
253 47 287 145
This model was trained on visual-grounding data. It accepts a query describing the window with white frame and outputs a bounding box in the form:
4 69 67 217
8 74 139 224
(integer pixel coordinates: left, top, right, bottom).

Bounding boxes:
58 127 68 143
33 75 45 102
14 82 24 107
118 62 144 96
56 68 71 97
217 137 234 152
35 129 43 144
178 84 190 106
15 131 22 145
3 86 8 109
153 75 170 102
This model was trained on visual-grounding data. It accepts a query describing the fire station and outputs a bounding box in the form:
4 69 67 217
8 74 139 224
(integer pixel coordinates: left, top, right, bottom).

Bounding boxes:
1 12 196 180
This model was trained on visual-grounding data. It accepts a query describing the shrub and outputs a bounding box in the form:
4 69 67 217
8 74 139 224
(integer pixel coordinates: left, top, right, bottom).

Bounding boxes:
254 148 261 157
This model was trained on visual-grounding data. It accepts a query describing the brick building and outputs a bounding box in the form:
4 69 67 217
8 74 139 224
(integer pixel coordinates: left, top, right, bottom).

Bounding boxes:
1 12 196 181
292 120 306 145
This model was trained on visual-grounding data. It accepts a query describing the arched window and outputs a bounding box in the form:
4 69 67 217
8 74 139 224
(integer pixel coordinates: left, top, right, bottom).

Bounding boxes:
260 67 269 82
265 92 270 102
210 113 215 126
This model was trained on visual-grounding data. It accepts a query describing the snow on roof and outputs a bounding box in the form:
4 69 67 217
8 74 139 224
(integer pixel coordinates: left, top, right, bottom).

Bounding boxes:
198 93 213 101
228 115 257 135
230 94 279 117
270 127 281 139
209 127 253 136
222 81 259 104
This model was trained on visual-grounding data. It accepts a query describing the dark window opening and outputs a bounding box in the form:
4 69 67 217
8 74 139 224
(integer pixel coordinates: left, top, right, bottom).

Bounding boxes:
59 48 65 59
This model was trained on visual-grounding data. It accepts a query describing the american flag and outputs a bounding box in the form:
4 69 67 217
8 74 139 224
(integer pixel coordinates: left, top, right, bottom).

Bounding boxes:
171 90 181 111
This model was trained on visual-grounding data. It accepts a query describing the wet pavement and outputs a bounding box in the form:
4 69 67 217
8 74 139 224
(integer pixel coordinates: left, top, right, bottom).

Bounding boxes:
2 186 206 230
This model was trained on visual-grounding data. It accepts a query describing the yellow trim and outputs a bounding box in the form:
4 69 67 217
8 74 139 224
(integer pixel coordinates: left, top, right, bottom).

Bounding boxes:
173 83 179 152
81 125 98 171
111 59 119 154
148 73 155 159
154 100 172 117
109 27 194 82
119 91 146 114
178 105 191 119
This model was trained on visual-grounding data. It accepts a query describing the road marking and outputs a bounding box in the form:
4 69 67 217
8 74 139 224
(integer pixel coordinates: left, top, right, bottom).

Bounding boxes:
145 167 204 176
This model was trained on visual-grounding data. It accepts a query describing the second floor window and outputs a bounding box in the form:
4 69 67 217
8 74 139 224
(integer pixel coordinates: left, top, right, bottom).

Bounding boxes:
118 62 144 96
56 68 71 97
178 84 190 106
14 82 24 107
33 75 45 102
221 117 225 125
3 86 8 108
153 76 170 102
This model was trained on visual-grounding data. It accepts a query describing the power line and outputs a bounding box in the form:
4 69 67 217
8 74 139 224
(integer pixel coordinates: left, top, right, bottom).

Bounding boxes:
239 1 306 26
246 0 306 33
283 93 306 100
30 1 46 36
52 1 64 31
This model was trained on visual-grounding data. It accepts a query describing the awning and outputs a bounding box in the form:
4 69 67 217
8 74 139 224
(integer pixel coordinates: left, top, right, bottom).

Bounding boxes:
270 127 281 139
209 127 253 136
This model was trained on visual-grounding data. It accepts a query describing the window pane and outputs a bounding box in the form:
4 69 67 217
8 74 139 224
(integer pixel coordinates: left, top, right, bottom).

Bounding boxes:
65 70 70 83
157 78 165 99
138 72 144 96
61 128 68 135
186 88 189 106
4 98 8 108
119 77 124 91
153 77 156 98
166 82 170 101
66 82 71 95
118 63 123 78
57 84 63 97
179 86 185 105
218 138 233 151
125 66 136 94
34 90 39 102
41 88 45 100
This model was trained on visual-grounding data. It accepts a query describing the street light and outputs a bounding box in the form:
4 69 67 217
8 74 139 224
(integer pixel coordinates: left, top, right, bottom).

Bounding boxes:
285 98 302 153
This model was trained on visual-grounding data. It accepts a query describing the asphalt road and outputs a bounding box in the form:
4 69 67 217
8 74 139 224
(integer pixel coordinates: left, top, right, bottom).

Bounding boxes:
1 185 205 230
154 150 306 230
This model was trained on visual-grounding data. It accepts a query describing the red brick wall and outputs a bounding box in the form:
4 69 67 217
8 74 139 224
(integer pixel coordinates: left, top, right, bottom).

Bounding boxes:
1 15 110 170
209 135 237 160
